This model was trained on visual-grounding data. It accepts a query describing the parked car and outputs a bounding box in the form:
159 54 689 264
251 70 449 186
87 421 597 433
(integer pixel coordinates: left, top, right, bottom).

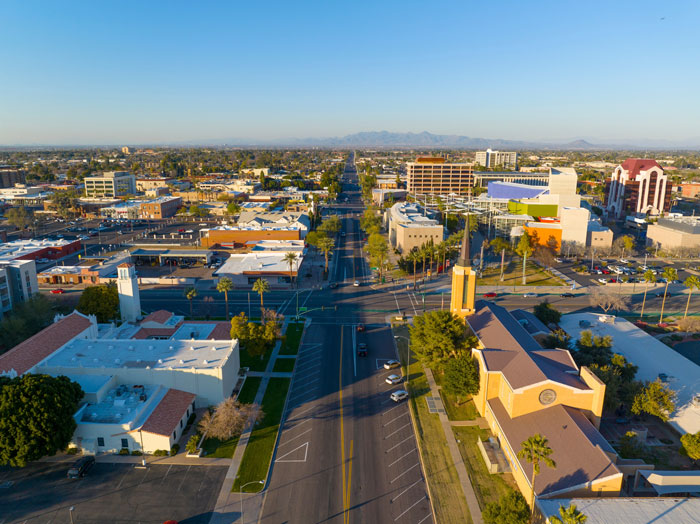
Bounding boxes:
51 288 65 294
390 390 409 402
601 269 611 274
177 228 185 233
522 292 536 298
329 282 338 289
483 292 497 298
385 374 402 385
384 360 400 369
554 257 563 263
560 292 575 298
597 278 607 284
67 455 95 479
353 280 360 287
357 343 367 357
619 258 630 264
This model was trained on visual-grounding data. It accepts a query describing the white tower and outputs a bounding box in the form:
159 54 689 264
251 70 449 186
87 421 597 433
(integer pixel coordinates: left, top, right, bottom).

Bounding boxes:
117 263 141 323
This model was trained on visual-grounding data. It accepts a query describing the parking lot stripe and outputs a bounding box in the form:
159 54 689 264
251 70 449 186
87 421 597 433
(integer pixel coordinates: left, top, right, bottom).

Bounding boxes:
385 435 414 453
288 404 315 417
390 463 420 484
388 448 416 467
417 513 432 524
292 376 319 390
381 403 405 416
384 422 412 440
382 411 409 427
177 465 191 491
289 388 318 403
160 464 173 485
390 478 423 503
394 496 427 521
278 427 312 448
138 467 150 486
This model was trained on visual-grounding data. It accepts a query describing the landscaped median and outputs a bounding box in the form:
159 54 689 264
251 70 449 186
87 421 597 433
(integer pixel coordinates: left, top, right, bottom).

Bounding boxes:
392 325 472 524
232 377 291 492
279 321 305 355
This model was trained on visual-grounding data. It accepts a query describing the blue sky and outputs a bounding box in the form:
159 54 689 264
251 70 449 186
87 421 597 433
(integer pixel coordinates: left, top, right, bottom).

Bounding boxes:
1 1 699 145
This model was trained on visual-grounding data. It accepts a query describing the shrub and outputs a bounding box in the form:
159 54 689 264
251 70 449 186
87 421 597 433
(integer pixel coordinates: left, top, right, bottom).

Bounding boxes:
119 448 130 455
131 450 143 456
66 447 79 455
186 434 200 454
153 449 168 456
170 444 180 456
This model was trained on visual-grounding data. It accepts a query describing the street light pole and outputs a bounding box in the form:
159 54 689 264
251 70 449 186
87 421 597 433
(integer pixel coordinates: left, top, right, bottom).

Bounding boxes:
240 480 264 523
69 506 75 524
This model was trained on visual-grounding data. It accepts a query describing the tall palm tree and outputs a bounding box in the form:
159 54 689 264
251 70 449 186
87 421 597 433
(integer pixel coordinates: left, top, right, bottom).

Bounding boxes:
548 503 587 524
516 232 534 286
184 287 198 318
640 269 656 319
409 249 419 289
659 267 678 323
420 244 428 281
436 242 447 274
318 237 335 273
253 278 270 311
480 238 489 273
216 277 233 320
517 433 556 522
683 275 700 319
283 252 298 287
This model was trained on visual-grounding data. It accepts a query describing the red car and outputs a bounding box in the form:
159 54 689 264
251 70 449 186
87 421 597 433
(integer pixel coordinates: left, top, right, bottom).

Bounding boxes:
483 292 497 298
50 288 65 294
601 268 611 274
356 323 365 332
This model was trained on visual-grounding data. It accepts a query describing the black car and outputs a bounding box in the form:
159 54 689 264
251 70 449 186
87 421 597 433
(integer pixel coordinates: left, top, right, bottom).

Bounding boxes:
357 343 367 357
560 292 575 298
329 282 338 289
67 455 95 479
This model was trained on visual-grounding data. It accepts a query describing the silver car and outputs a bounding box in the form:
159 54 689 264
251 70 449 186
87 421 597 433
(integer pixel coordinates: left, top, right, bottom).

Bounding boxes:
390 390 409 402
385 374 402 385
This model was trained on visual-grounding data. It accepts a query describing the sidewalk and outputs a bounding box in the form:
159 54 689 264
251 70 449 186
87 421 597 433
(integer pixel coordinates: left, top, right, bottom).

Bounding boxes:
424 367 483 524
41 453 230 466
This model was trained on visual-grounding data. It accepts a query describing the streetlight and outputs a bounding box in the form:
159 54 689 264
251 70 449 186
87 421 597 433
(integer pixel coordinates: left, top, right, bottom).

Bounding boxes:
69 506 75 524
240 480 264 523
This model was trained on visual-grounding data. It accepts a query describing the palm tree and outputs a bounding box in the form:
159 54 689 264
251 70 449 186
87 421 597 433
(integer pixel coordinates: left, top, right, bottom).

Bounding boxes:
517 433 556 522
216 277 233 320
185 287 198 318
420 244 428 281
659 267 678 323
436 242 447 274
516 232 534 286
640 269 656 319
549 503 587 524
283 252 298 287
409 249 419 289
318 237 335 273
490 237 509 281
683 275 700 319
253 278 270 311
480 238 489 273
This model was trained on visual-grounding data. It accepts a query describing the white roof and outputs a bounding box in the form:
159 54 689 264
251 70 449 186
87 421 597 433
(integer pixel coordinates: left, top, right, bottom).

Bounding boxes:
215 251 303 276
560 313 700 435
639 470 700 495
41 337 236 371
538 497 700 524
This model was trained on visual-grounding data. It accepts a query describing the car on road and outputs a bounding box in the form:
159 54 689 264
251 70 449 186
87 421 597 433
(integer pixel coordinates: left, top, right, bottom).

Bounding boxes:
353 280 360 287
185 229 194 234
329 282 338 289
199 223 208 227
67 455 95 479
390 390 409 402
341 231 346 237
483 292 497 298
50 288 65 294
357 343 367 357
619 258 630 264
385 374 402 385
384 360 400 369
597 278 607 284
601 268 611 274
560 292 575 298
554 257 563 263
356 323 365 332
522 292 537 298
177 228 185 233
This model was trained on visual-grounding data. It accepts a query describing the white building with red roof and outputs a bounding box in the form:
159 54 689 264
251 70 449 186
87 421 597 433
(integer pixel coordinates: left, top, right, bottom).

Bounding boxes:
604 158 671 219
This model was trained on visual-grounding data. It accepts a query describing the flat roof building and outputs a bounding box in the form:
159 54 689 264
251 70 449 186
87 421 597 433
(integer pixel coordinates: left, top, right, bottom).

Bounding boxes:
385 202 443 254
475 149 518 170
646 216 700 252
84 171 136 198
406 157 475 197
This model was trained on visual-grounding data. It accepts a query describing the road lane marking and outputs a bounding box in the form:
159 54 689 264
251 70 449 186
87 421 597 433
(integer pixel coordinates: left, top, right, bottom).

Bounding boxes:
386 435 415 453
390 462 420 483
388 448 416 467
393 496 427 521
287 404 315 417
291 376 319 389
275 442 309 463
382 411 409 427
352 325 357 377
384 422 412 439
289 388 318 403
390 478 423 503
278 428 312 448
346 439 354 524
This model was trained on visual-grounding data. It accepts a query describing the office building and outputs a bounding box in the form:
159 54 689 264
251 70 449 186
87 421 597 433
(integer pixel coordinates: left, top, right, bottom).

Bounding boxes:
84 171 136 198
0 166 26 188
135 178 175 192
646 216 700 251
605 159 671 219
385 202 443 254
406 157 475 197
475 149 518 170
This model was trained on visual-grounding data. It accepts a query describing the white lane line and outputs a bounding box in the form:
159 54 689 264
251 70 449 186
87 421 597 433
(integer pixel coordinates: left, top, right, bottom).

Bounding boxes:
384 422 412 440
388 448 416 467
276 441 309 463
382 411 409 427
288 404 315 417
385 435 414 453
177 465 192 491
291 376 319 389
390 463 420 484
393 292 402 314
417 513 432 524
285 417 312 430
390 478 423 503
297 354 322 365
160 464 173 484
393 496 427 521
352 325 357 377
278 428 312 448
295 361 321 373
289 388 318 402
382 403 405 416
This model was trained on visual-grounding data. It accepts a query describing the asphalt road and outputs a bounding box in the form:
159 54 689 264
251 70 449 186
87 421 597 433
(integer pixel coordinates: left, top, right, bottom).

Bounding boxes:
259 153 433 524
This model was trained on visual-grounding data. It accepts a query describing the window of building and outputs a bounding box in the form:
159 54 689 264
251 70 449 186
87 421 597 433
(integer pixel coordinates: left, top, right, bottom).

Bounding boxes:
180 419 183 428
97 437 105 447
173 431 177 440
121 438 128 449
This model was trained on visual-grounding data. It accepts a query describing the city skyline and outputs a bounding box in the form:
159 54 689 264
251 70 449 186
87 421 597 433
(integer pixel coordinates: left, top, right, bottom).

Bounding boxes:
1 1 699 145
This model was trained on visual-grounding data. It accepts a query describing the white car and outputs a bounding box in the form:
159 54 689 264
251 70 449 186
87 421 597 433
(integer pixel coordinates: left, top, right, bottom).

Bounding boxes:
522 292 536 298
185 229 194 234
199 223 208 227
385 374 402 385
554 257 563 263
353 280 360 287
619 258 630 264
597 278 607 284
384 360 400 370
390 390 409 402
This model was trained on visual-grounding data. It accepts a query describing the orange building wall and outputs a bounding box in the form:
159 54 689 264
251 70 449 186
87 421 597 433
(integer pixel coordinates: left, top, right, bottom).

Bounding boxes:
524 225 562 253
204 229 301 248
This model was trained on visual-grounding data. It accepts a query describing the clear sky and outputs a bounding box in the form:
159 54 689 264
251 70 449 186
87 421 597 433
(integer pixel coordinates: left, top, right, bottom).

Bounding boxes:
1 0 699 145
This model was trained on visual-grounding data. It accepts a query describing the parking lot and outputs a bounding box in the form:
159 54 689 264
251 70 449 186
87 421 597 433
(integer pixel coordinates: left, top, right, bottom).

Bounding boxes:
0 462 227 524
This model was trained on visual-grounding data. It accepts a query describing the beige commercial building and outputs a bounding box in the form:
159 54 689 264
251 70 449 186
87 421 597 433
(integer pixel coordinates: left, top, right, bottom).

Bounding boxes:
385 202 443 253
646 217 700 251
587 222 614 249
406 157 474 197
85 171 136 198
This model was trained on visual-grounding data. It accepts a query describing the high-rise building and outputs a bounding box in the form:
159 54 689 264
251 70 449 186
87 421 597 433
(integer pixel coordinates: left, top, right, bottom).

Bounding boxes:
604 159 670 219
475 149 518 170
406 157 474 197
84 171 136 198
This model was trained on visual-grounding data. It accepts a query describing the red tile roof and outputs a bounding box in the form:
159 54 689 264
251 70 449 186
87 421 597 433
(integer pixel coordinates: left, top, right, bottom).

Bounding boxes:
140 389 195 436
0 312 93 376
621 158 661 177
131 327 178 339
208 322 232 340
142 310 173 325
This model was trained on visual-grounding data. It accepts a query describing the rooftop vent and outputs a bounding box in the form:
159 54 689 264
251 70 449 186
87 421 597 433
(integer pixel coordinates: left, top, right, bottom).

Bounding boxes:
169 345 174 351
157 358 163 364
148 345 154 350
179 359 184 364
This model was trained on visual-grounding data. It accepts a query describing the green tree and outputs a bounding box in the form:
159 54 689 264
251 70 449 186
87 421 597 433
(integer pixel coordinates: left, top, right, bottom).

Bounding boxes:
409 310 473 367
6 206 32 230
216 277 233 320
226 201 241 215
680 431 700 462
640 269 656 319
490 237 510 281
360 207 381 235
443 355 480 401
367 233 389 281
659 267 678 323
516 232 534 285
318 237 335 273
230 312 249 341
0 374 84 467
305 230 327 249
541 328 571 350
517 433 556 516
483 491 529 524
318 215 341 236
185 287 198 318
683 275 700 319
408 250 420 289
589 354 640 412
49 190 79 218
548 503 587 524
573 330 613 367
77 284 119 323
0 295 55 354
631 379 677 422
533 301 561 326
253 278 270 310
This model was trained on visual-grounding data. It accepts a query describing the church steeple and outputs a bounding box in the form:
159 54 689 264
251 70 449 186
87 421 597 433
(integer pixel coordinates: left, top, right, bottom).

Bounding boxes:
457 218 470 267
450 214 477 318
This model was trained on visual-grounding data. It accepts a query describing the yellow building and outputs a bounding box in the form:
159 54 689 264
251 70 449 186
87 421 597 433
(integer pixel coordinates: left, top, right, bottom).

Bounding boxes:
450 239 624 503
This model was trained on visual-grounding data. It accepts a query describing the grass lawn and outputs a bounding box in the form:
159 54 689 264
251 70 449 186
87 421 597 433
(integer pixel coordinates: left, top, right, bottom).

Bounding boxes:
239 346 273 372
233 377 291 492
279 322 305 355
478 260 564 287
453 426 518 510
439 390 478 421
237 376 262 404
272 358 296 373
202 434 240 459
393 326 472 524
